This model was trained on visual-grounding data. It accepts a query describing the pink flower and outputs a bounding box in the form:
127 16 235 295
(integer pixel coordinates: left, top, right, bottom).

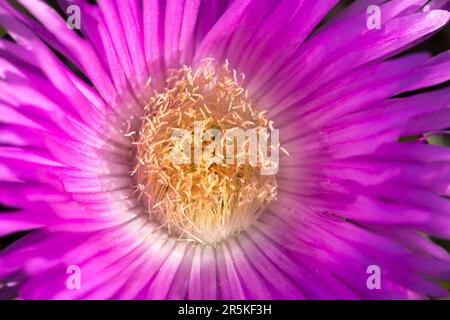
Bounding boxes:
0 0 449 299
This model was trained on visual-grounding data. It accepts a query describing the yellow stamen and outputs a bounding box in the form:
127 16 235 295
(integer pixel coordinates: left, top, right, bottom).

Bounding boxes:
132 60 284 244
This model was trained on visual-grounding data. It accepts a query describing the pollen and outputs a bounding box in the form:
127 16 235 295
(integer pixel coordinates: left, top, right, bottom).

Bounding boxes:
131 59 282 244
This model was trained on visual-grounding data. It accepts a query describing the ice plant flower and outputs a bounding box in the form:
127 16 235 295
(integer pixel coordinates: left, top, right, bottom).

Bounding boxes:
0 0 450 300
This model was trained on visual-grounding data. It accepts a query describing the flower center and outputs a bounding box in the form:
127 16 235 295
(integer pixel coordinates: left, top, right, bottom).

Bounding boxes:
132 59 281 244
